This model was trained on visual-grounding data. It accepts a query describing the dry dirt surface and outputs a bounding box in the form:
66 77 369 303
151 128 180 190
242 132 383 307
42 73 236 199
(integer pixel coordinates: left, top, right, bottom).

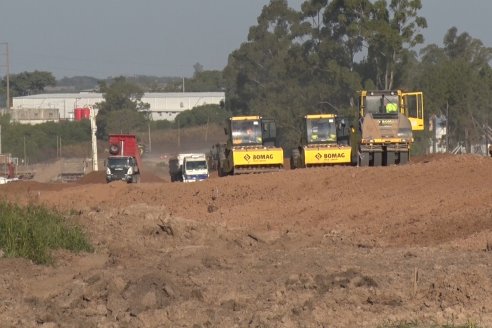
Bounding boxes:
1 154 492 327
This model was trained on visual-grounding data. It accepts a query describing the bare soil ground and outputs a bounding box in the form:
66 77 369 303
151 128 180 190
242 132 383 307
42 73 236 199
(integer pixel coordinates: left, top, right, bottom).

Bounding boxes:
1 153 492 327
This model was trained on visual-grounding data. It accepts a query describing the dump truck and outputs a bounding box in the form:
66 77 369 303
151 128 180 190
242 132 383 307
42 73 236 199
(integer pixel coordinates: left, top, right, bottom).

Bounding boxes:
217 115 283 176
169 153 209 182
290 113 353 168
357 90 424 166
105 134 142 183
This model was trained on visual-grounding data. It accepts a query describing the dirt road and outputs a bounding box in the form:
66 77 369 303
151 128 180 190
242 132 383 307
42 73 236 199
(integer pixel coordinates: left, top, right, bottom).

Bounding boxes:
1 154 491 327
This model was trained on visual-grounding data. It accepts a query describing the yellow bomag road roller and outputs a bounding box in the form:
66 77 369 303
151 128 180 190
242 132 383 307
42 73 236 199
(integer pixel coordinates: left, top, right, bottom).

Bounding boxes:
217 115 283 176
357 90 424 166
290 113 353 168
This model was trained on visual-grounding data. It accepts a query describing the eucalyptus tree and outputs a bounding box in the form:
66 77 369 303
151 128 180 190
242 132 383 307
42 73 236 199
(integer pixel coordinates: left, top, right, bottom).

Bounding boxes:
96 76 149 138
224 0 308 147
418 27 492 150
1 70 56 100
362 0 427 90
299 0 369 118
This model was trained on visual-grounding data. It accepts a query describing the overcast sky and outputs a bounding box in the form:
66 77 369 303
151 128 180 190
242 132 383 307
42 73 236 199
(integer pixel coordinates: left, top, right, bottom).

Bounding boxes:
0 0 491 79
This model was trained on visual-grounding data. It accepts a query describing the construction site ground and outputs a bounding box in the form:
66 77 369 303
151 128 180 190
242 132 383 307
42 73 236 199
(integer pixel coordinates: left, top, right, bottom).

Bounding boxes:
1 153 492 327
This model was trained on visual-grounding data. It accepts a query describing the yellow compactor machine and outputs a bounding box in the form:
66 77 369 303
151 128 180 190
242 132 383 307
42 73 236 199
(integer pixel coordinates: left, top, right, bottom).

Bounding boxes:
290 113 353 168
217 116 284 176
357 90 424 166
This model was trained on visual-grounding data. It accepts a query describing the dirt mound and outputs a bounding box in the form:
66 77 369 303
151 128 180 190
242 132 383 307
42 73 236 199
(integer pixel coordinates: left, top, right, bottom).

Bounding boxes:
1 154 492 327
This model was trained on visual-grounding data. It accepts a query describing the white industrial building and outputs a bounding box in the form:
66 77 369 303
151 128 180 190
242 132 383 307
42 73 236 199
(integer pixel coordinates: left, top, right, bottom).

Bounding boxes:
11 92 225 122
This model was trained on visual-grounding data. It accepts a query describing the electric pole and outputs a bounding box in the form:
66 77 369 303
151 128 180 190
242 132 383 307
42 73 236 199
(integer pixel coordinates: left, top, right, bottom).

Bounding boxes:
0 42 9 109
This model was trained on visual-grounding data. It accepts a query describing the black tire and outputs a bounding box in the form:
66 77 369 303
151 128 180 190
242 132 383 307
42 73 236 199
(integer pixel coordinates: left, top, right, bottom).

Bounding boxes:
218 162 225 177
385 151 396 166
359 151 369 166
290 149 300 169
399 151 409 165
372 152 382 166
109 144 120 155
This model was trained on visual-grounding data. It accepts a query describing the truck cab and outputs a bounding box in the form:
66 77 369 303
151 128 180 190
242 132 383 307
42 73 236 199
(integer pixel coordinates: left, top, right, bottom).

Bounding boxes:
106 155 140 183
105 134 142 183
182 154 209 183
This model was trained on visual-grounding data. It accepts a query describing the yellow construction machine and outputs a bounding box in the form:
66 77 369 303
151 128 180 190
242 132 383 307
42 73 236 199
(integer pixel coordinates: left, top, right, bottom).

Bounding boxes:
217 115 284 176
290 113 353 168
357 90 424 166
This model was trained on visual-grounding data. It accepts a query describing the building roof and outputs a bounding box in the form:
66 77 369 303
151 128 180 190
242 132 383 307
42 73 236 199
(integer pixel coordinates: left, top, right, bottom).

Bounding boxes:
14 92 225 100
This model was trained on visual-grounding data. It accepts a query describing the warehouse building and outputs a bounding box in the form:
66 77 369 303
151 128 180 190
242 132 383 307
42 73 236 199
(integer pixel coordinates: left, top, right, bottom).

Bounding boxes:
11 92 225 123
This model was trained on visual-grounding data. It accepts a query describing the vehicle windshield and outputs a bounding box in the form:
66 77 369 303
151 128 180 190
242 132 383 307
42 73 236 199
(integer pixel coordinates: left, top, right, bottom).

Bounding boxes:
186 160 208 171
231 120 263 145
107 157 129 167
306 118 337 143
365 95 399 114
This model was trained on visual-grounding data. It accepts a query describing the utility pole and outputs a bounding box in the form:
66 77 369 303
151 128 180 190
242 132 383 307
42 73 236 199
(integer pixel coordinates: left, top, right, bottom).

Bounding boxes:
89 105 98 171
0 42 9 109
446 102 449 152
147 122 152 153
177 117 181 149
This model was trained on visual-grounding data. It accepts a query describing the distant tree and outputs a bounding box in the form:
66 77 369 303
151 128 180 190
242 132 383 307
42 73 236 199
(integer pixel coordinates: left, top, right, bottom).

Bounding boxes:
174 104 229 128
56 76 100 91
104 108 148 135
1 71 56 97
186 70 225 92
193 62 204 76
97 76 149 113
96 76 149 138
417 27 492 150
0 118 91 162
361 0 427 89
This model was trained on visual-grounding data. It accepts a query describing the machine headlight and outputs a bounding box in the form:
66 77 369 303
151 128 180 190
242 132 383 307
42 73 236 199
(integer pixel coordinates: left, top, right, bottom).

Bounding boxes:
127 167 133 175
106 167 111 175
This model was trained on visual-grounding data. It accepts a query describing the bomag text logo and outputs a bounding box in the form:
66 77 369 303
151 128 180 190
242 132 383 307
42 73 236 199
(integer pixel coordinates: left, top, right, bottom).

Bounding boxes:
323 153 345 159
378 119 395 126
253 154 274 160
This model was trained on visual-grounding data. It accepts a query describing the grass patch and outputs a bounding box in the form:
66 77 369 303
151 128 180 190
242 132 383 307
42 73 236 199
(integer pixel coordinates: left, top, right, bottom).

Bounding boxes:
0 200 93 264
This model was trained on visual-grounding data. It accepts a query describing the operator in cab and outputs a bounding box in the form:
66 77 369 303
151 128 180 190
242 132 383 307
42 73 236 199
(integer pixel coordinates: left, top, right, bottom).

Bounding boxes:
383 97 398 114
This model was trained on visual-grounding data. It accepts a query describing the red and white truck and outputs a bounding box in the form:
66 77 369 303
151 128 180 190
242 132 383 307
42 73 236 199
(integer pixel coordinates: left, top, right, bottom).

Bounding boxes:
105 134 142 183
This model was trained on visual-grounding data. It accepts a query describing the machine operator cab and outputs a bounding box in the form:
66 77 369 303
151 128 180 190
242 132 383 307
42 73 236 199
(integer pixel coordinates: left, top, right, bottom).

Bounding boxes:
305 114 338 144
359 90 424 131
227 116 278 147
